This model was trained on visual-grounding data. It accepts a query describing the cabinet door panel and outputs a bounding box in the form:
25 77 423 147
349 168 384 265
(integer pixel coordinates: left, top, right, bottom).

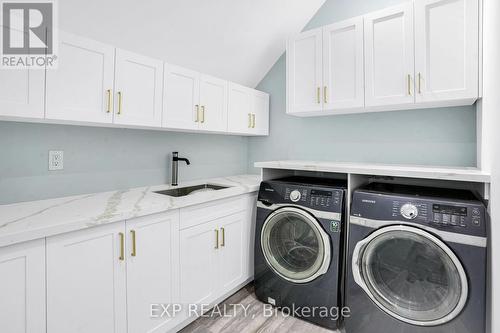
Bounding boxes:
415 0 478 102
227 83 252 134
179 220 218 306
364 3 415 107
218 212 247 292
47 223 127 333
287 28 323 113
46 32 114 123
251 90 269 135
163 64 200 130
0 26 44 119
114 49 163 127
126 211 179 333
323 17 364 109
199 74 228 132
0 239 45 333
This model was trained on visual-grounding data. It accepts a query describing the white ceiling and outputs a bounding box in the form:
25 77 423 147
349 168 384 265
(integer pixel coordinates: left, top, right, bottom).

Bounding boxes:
59 0 325 87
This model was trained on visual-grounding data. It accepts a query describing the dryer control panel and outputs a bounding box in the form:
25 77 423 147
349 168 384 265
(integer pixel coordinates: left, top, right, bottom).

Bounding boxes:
351 183 487 238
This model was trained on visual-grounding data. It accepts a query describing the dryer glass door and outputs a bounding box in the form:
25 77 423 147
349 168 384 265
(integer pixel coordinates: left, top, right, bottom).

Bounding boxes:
261 207 331 283
352 225 468 326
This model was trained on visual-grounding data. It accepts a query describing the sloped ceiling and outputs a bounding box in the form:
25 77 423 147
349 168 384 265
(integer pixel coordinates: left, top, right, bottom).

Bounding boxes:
59 0 325 87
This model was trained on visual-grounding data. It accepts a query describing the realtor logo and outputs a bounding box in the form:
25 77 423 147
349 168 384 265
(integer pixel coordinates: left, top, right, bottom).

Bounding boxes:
1 0 58 69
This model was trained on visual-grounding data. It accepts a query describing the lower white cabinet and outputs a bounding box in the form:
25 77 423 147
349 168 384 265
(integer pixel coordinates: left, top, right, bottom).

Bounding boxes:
0 239 46 333
46 223 127 333
126 211 179 333
40 193 255 333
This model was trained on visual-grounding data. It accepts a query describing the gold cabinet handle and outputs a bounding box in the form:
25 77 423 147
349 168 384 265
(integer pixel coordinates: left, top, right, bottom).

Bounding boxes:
117 91 123 114
418 73 422 94
106 89 112 113
220 227 225 247
195 105 200 122
248 113 252 128
201 105 205 123
324 86 328 103
317 87 321 104
407 74 412 96
214 229 219 249
130 230 137 257
119 232 125 261
252 114 256 128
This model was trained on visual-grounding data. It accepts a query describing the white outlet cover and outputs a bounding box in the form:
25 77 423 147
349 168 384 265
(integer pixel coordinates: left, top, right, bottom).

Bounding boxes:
49 150 64 171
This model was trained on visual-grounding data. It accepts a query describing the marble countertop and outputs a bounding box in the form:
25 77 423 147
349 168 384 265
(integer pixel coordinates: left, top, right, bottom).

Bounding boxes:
254 160 491 183
0 174 261 248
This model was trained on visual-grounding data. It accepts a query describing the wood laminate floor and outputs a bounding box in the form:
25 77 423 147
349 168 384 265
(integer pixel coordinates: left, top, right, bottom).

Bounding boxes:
179 284 338 333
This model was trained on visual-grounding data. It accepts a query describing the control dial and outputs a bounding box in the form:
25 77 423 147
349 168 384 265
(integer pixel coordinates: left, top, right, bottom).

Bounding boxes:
290 190 301 202
400 203 418 219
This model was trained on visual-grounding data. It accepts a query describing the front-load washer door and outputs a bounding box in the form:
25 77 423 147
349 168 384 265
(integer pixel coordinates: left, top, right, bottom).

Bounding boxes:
352 225 468 326
261 207 331 284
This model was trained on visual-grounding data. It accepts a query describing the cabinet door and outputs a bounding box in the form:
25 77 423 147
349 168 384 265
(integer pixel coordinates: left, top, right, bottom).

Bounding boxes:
0 26 44 119
218 212 248 292
163 64 200 130
251 90 269 136
227 82 252 134
199 74 228 132
126 211 179 333
364 3 415 107
46 32 114 123
415 0 478 103
179 220 219 306
47 223 127 333
323 17 364 110
0 239 45 333
287 28 323 114
114 49 163 127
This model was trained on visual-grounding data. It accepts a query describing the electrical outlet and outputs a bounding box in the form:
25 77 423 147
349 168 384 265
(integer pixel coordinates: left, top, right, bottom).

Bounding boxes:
48 150 64 171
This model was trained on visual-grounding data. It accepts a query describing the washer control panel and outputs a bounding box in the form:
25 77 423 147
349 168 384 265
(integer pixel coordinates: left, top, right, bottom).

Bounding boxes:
432 204 472 227
284 187 342 211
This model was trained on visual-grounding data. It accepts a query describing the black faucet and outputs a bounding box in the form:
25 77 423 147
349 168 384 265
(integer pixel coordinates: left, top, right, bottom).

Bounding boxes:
171 152 190 186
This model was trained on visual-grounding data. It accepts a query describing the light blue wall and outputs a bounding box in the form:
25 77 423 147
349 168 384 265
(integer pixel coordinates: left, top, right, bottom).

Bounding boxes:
0 121 248 204
247 0 477 173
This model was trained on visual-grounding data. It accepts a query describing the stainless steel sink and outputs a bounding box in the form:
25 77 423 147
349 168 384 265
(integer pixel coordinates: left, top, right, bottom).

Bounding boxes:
154 184 229 197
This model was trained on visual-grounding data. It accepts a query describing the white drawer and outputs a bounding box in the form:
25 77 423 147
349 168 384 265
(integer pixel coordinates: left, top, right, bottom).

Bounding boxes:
179 195 247 230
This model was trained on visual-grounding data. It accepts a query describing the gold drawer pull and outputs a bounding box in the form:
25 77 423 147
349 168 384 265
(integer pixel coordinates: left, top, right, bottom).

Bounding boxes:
117 91 123 114
106 89 112 113
130 230 137 257
317 87 321 104
324 86 328 103
195 105 200 122
248 113 252 128
221 227 225 247
215 229 219 249
407 74 412 96
418 73 422 94
252 114 256 128
201 105 205 123
119 232 125 261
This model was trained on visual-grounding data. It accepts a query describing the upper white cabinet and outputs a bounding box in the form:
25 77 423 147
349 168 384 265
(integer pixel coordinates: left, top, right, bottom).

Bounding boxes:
0 239 46 333
364 3 415 108
287 0 480 116
46 32 115 123
287 17 365 115
0 29 267 135
323 17 365 110
414 0 479 103
287 28 323 114
228 83 269 135
0 26 45 119
199 74 228 132
163 65 228 132
114 49 163 127
46 223 127 333
164 64 200 130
